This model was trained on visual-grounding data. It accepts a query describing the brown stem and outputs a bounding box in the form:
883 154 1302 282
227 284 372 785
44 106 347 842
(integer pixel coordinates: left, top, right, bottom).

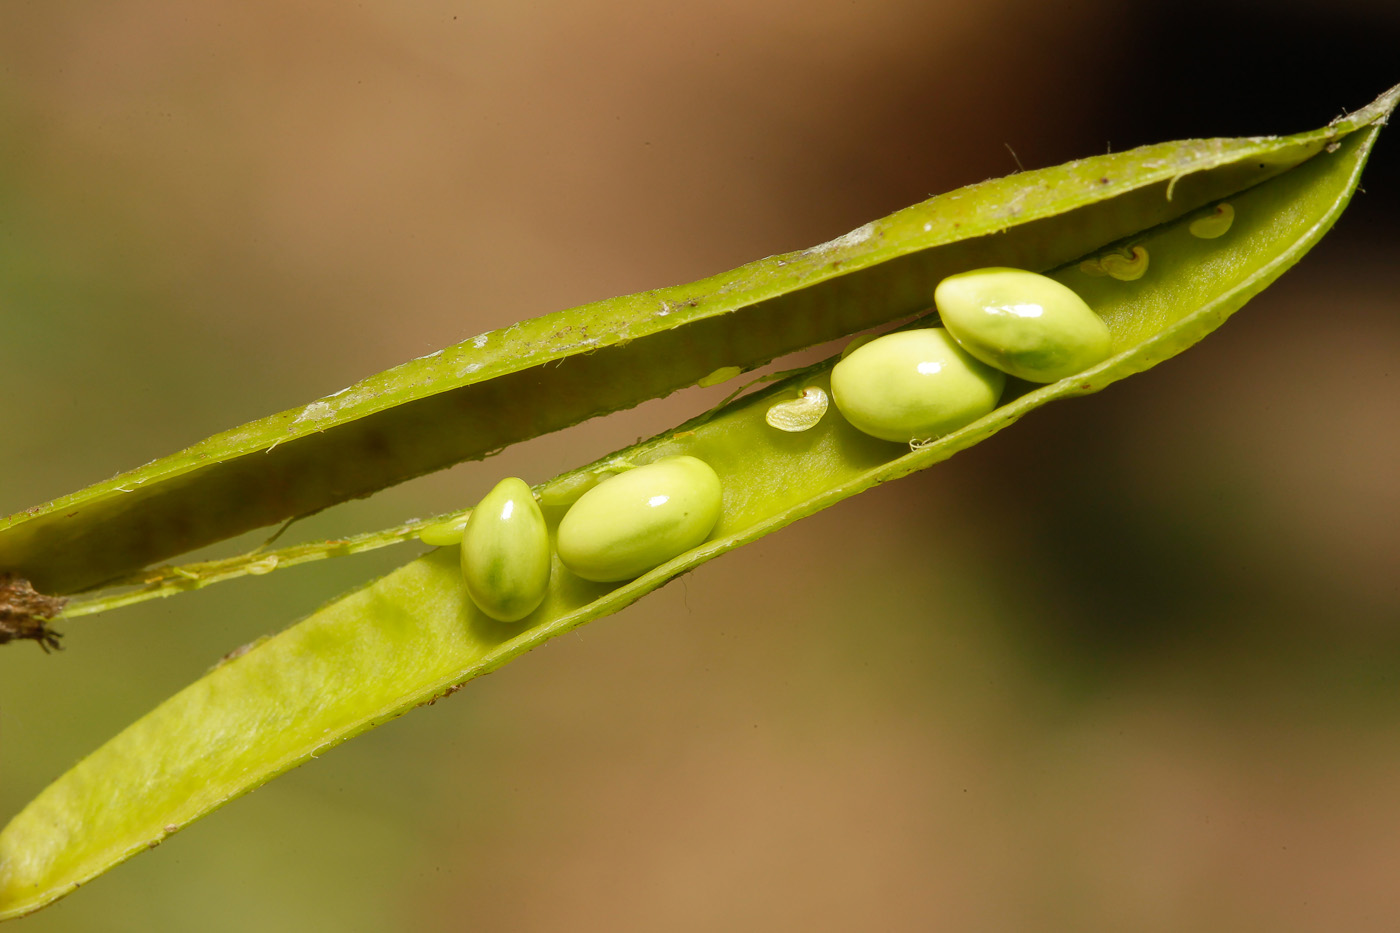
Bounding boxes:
0 573 67 651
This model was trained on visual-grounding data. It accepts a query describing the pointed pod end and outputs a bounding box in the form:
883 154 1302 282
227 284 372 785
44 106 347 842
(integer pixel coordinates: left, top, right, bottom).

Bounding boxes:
1332 82 1400 132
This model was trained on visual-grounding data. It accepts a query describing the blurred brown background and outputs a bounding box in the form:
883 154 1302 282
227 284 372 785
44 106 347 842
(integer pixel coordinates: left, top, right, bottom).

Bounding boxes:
2 1 1399 930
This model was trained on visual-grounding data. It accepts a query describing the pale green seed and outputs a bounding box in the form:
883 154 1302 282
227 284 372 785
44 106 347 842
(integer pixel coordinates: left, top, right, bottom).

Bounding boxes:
461 477 551 622
829 328 1005 443
1077 246 1150 281
1100 246 1149 280
418 517 468 546
698 366 742 387
1189 202 1235 239
537 472 602 508
556 456 722 583
934 267 1112 383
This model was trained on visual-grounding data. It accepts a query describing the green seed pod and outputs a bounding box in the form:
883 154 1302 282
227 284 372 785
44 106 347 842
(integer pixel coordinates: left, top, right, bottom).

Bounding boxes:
556 456 722 583
460 477 551 622
934 267 1113 383
829 328 1005 443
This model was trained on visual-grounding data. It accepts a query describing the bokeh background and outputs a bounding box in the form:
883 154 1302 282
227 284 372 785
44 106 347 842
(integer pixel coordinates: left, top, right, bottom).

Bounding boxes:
2 1 1399 930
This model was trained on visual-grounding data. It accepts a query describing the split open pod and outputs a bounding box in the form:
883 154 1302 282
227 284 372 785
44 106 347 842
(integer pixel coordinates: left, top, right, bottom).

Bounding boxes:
2 86 1395 920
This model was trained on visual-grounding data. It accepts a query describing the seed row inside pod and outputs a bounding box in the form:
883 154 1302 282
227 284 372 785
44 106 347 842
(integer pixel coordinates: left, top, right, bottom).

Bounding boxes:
448 264 1124 611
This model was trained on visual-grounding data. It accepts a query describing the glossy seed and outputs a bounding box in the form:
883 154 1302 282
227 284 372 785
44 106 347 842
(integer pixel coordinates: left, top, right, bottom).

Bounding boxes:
1189 202 1235 239
765 387 829 433
556 456 722 583
933 267 1113 383
460 477 551 622
418 517 468 546
829 328 1005 443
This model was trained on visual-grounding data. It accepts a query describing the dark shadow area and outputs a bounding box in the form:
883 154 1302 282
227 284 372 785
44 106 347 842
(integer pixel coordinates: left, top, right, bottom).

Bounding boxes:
1107 0 1400 229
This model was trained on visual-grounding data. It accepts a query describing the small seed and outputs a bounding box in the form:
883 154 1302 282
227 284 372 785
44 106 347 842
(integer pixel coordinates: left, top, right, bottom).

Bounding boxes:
1078 245 1149 280
418 518 468 546
537 473 602 508
765 387 829 433
1101 246 1149 280
1189 202 1235 239
698 366 742 387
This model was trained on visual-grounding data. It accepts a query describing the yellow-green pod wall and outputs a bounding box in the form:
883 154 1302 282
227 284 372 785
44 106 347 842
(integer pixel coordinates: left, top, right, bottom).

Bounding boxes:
0 87 1394 921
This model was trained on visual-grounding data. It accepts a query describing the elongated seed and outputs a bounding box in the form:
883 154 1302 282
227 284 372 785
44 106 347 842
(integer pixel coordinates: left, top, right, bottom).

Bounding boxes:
829 328 1005 443
698 366 742 387
537 472 603 508
418 518 468 546
460 477 551 622
934 267 1113 383
556 456 722 582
